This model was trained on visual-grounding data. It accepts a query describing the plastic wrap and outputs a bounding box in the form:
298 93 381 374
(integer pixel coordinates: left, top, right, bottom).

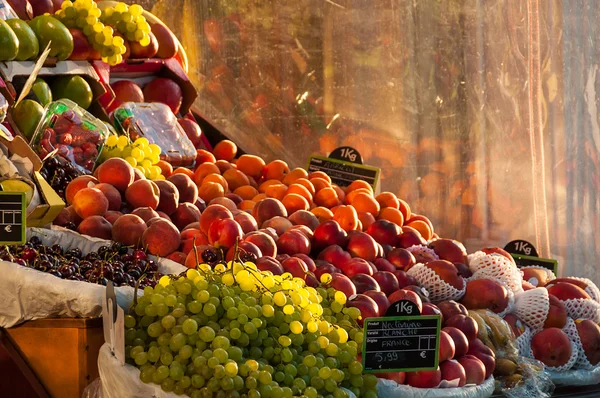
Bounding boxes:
29 99 109 173
112 102 196 167
376 377 495 398
548 367 600 387
0 227 186 328
500 357 554 398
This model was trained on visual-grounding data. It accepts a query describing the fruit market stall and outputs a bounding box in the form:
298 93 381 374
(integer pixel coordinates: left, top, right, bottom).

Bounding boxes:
0 0 599 398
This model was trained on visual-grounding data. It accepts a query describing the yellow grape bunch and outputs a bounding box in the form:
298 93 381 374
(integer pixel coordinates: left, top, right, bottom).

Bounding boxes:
102 135 165 180
55 0 151 66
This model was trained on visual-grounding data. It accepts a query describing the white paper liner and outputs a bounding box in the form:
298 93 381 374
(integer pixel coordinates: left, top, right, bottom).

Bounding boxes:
513 288 550 332
376 376 495 398
467 252 523 294
520 266 556 287
0 227 186 328
407 263 466 302
562 298 600 323
529 318 579 372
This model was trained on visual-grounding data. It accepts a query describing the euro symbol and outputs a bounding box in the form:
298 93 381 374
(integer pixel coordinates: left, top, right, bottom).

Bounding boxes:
4 225 11 233
420 351 426 359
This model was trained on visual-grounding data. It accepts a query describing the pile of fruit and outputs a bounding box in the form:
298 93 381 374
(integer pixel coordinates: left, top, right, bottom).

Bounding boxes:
5 236 162 288
125 254 378 398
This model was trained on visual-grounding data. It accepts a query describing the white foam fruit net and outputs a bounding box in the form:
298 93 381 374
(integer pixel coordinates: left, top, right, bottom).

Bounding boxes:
406 263 465 302
467 252 523 294
516 326 533 358
562 299 600 323
563 318 598 371
520 266 556 287
513 288 550 333
406 245 439 261
529 318 579 372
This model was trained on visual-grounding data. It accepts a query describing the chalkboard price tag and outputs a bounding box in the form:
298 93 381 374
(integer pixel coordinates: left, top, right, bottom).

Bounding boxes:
328 146 363 164
307 155 380 190
362 315 441 373
504 240 539 257
385 300 421 317
0 192 26 245
511 253 558 275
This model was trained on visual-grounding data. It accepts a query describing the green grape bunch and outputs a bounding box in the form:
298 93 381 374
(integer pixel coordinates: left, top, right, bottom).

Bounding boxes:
123 252 379 397
101 136 164 180
54 0 151 66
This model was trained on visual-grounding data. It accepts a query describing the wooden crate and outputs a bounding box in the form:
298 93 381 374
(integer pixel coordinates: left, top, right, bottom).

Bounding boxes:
2 318 104 398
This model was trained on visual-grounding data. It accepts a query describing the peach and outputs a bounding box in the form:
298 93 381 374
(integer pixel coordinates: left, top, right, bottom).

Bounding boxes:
236 154 265 180
308 171 331 183
77 215 112 240
439 330 456 362
254 198 287 226
262 216 293 236
437 300 468 322
168 173 198 204
173 167 195 179
358 212 376 231
387 248 416 270
132 207 160 223
443 327 469 357
73 187 108 218
282 168 308 185
545 294 568 329
531 328 572 367
398 227 427 248
445 314 479 341
167 251 187 265
387 289 423 312
155 160 173 178
179 229 209 254
406 368 441 389
288 210 319 231
333 205 359 232
94 183 122 211
142 219 181 256
213 140 237 161
546 278 592 291
277 230 311 255
231 211 256 234
576 320 600 365
238 200 256 212
112 214 147 247
367 219 401 246
347 231 379 262
209 197 237 211
311 206 334 223
282 193 309 214
429 239 468 264
375 192 400 209
223 169 250 192
195 149 216 164
481 247 516 264
199 204 233 234
467 339 496 379
440 360 466 387
133 168 145 181
208 219 244 249
104 210 122 225
54 205 83 227
171 203 201 231
457 355 486 385
125 179 160 209
461 279 509 314
154 180 180 215
195 198 206 213
424 260 464 290
294 178 316 196
263 160 290 181
244 232 277 258
547 282 591 301
65 175 98 204
158 212 172 221
96 158 135 192
314 187 339 208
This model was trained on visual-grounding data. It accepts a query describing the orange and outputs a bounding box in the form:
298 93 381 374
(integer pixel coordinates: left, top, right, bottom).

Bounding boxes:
213 140 237 161
314 187 339 208
378 207 404 227
223 169 250 191
282 193 310 214
311 207 334 222
264 160 290 181
349 192 380 216
376 192 400 209
236 154 266 179
234 185 259 200
333 205 359 231
202 173 228 192
194 163 221 186
282 168 309 185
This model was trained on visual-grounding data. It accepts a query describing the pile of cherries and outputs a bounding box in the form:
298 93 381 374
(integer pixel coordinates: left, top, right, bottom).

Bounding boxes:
2 237 163 288
40 155 86 204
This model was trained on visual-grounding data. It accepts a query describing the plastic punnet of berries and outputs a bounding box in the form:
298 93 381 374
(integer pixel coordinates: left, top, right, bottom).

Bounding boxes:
124 242 376 397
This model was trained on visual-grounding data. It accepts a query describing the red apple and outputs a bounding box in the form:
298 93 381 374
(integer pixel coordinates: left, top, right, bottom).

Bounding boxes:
443 327 469 357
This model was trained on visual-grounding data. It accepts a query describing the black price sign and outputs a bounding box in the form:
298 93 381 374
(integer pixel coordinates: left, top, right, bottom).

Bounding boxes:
362 315 441 373
307 156 380 190
328 146 363 164
385 299 421 317
511 254 558 275
504 240 539 257
0 192 26 245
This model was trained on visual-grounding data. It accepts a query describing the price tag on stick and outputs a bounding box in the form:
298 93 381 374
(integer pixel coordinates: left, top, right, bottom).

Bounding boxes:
504 239 558 275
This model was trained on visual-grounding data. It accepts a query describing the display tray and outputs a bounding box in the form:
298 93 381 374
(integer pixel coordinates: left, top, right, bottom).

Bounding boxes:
1 317 104 398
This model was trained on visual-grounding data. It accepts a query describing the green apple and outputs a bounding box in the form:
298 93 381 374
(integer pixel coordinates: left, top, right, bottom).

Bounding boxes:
6 19 39 61
29 15 73 60
0 19 19 61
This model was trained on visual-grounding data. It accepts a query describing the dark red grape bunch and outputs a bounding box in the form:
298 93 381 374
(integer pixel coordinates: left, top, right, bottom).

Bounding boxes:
4 239 163 288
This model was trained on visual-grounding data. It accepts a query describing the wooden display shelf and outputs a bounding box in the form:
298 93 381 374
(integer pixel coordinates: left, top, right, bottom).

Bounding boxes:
1 317 104 398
